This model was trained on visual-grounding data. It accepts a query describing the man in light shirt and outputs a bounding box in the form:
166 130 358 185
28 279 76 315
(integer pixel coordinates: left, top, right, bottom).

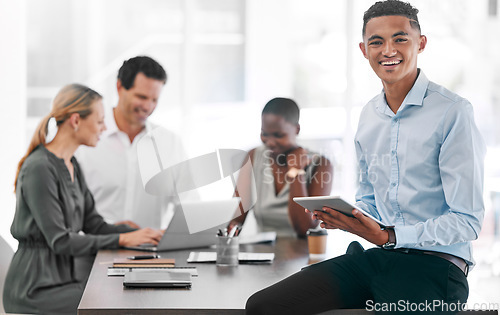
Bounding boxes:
77 56 187 229
246 1 485 314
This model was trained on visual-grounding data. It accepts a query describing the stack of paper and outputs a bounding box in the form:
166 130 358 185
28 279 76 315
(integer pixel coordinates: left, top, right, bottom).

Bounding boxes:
239 232 277 245
108 267 198 277
187 252 274 264
113 258 175 268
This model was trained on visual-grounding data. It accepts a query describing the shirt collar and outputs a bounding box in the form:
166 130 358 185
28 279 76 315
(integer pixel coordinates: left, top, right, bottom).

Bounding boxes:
376 69 430 116
403 69 429 107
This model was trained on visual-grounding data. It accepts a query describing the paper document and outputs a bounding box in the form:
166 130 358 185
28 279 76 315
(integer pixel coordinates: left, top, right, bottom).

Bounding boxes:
187 252 275 264
239 232 277 245
108 266 198 277
113 258 175 268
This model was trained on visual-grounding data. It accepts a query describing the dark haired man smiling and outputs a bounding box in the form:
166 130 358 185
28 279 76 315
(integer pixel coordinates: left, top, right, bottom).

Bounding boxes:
77 56 187 230
246 1 485 314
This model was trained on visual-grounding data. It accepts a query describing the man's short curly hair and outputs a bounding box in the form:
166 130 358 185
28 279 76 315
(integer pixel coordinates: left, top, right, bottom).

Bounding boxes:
362 0 420 37
117 56 167 90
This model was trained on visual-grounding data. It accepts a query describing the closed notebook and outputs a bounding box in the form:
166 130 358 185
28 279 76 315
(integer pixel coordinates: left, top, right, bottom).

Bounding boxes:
113 258 175 268
123 271 191 288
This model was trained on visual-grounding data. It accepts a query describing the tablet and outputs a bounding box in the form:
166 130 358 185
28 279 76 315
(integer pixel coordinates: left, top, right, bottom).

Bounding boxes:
123 271 192 288
293 196 385 227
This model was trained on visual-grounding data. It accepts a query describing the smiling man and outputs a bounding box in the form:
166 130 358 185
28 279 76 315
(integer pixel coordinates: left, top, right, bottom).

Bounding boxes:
246 1 486 314
77 56 187 230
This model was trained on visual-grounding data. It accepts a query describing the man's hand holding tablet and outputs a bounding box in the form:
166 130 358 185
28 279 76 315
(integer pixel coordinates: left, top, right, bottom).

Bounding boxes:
294 196 390 246
293 196 385 227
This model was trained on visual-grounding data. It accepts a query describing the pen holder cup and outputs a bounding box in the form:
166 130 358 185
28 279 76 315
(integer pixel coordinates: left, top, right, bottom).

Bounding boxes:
307 228 328 258
216 235 239 266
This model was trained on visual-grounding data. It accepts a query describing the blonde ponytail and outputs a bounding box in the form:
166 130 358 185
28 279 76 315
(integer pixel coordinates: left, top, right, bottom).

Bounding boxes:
14 84 102 191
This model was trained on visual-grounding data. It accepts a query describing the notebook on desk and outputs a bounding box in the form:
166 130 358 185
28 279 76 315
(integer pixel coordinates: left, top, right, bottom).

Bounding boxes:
123 271 192 288
124 198 241 252
113 258 175 268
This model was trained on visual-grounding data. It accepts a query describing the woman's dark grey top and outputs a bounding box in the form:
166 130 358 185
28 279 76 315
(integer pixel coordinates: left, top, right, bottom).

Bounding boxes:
3 145 134 315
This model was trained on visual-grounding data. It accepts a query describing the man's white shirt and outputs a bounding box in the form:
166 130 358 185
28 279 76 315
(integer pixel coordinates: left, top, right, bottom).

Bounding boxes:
76 106 188 229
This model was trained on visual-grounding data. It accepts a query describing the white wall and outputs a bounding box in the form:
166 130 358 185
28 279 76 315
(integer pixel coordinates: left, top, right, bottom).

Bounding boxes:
0 0 26 249
245 0 293 103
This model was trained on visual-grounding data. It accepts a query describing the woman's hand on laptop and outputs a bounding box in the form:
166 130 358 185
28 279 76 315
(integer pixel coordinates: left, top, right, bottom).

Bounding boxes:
118 228 164 247
115 220 141 229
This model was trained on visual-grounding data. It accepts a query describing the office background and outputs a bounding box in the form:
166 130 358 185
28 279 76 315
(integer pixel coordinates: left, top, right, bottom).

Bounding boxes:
0 0 499 303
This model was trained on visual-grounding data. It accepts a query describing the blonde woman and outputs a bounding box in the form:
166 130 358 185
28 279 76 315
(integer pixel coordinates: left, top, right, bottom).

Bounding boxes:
3 84 162 315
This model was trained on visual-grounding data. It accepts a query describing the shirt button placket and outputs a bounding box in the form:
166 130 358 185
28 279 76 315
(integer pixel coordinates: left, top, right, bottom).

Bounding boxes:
389 117 400 212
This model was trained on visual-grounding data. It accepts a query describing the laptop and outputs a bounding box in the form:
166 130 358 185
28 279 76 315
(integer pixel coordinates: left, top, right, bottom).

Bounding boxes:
123 271 192 288
125 198 241 252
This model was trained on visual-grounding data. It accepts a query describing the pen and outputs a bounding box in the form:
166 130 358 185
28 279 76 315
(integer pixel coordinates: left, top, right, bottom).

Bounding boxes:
226 225 239 244
228 225 238 238
127 254 159 260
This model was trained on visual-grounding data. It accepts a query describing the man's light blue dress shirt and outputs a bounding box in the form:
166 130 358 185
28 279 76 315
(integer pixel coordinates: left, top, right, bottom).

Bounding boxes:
354 70 486 266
